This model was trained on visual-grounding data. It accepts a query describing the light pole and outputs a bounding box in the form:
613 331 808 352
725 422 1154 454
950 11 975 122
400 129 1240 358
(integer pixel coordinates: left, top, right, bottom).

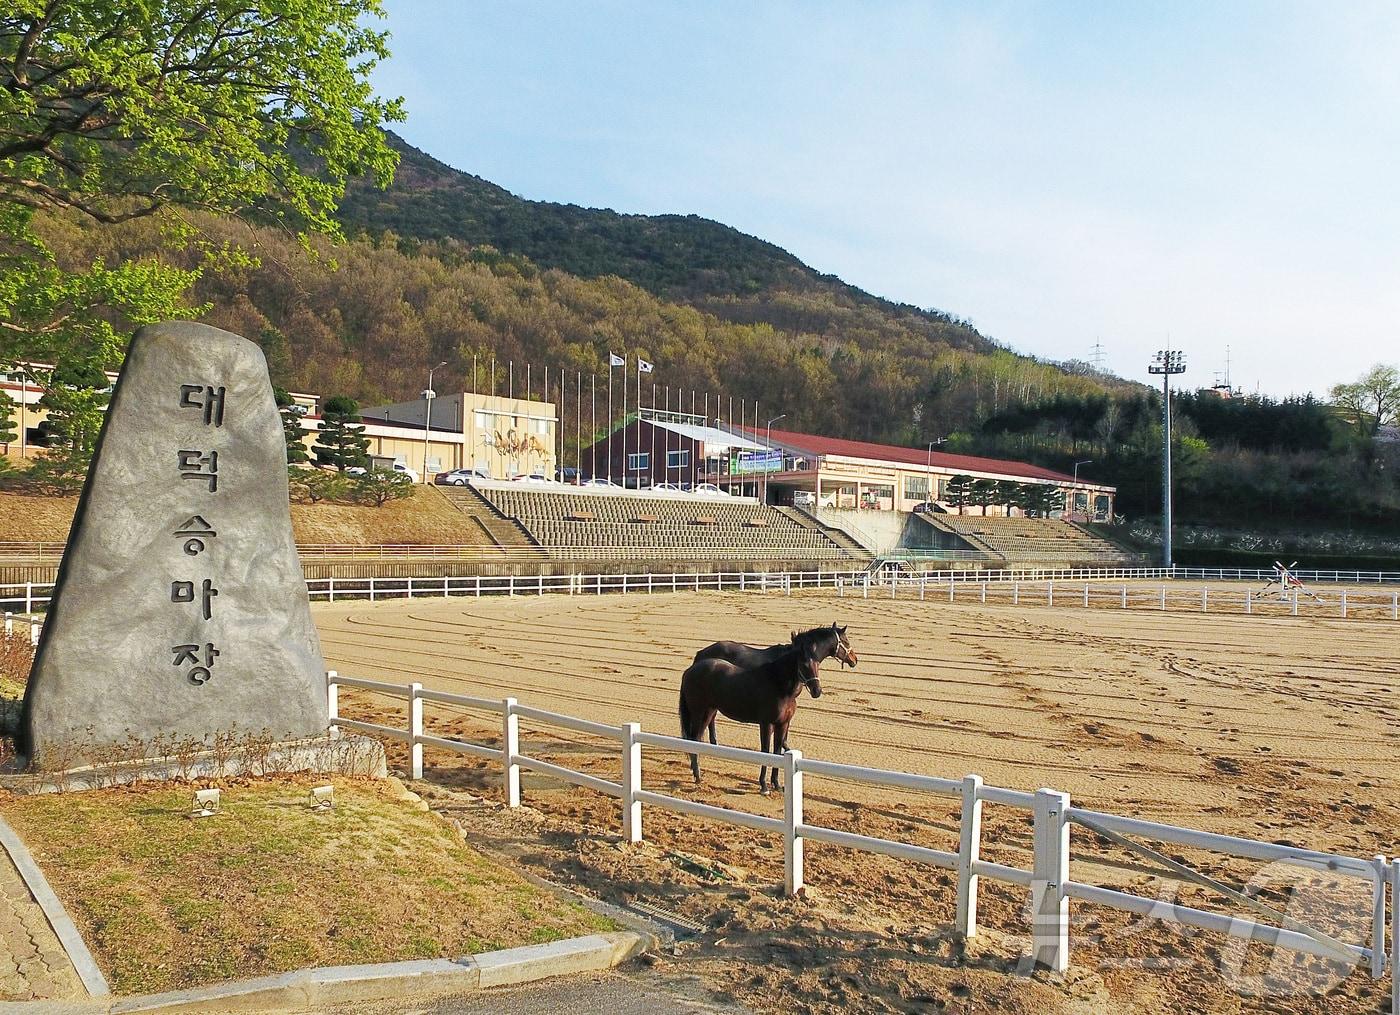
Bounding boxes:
926 437 946 509
421 360 446 483
1072 459 1093 519
763 414 786 504
1148 350 1186 566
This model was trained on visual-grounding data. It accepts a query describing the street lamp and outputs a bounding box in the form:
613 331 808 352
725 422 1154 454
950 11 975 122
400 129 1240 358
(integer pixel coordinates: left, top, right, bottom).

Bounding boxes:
763 414 786 504
1071 460 1093 521
421 360 447 484
1148 350 1186 567
926 438 946 509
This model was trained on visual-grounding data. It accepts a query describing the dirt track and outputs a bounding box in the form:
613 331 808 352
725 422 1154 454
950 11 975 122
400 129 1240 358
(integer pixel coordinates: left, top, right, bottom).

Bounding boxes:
315 585 1400 1014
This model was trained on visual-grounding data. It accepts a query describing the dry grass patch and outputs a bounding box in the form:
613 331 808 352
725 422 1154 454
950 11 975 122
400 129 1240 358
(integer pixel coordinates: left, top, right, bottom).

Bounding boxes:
0 775 614 995
290 486 486 545
0 491 77 542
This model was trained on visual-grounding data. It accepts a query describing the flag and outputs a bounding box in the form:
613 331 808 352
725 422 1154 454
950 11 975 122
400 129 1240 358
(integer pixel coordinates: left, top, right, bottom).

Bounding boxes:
608 353 624 368
637 358 654 374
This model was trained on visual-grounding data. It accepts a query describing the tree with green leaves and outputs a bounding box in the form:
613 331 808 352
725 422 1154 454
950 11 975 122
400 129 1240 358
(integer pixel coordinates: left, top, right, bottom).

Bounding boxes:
0 2 403 368
0 387 16 452
274 387 310 466
354 468 413 507
1039 485 1066 518
27 361 109 491
969 478 998 516
945 474 973 514
1330 364 1399 440
313 395 368 471
993 480 1020 516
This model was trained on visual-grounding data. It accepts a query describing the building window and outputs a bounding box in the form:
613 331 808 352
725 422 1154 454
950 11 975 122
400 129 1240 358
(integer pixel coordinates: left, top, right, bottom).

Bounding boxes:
534 418 550 435
474 411 491 431
628 453 650 471
667 449 689 468
903 476 929 500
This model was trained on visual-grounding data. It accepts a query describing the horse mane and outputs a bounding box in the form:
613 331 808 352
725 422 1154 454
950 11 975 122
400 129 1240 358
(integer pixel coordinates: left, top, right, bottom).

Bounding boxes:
789 626 834 650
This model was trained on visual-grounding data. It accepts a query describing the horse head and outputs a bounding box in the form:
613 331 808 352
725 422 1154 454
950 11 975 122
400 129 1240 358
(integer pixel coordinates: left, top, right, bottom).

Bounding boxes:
831 622 857 668
799 647 823 698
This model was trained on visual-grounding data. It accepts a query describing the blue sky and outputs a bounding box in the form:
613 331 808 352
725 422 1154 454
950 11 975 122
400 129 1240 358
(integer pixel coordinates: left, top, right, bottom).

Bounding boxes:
371 1 1400 398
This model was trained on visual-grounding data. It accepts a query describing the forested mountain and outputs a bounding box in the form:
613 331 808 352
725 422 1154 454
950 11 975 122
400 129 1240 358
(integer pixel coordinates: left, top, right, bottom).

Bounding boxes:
336 133 997 358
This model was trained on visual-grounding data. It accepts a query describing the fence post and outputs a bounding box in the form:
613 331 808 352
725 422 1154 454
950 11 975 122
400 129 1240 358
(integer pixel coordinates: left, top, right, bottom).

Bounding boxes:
948 579 954 603
621 722 642 843
369 577 376 603
1292 589 1299 616
1083 583 1089 608
783 749 804 896
1121 585 1127 609
3 613 10 637
1245 589 1252 614
326 671 339 736
408 682 424 780
1047 581 1054 608
25 582 33 614
1031 788 1071 971
863 573 870 599
502 698 521 807
1340 592 1347 619
1013 582 1019 605
891 574 896 599
981 582 987 604
1160 586 1166 610
1391 859 1399 1015
1202 588 1208 612
1393 592 1398 621
328 577 336 604
956 774 983 938
29 624 39 647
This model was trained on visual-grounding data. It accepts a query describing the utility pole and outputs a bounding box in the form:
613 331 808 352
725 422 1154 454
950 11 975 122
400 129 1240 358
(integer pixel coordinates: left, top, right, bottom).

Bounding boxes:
421 360 446 483
764 414 786 504
1148 350 1186 566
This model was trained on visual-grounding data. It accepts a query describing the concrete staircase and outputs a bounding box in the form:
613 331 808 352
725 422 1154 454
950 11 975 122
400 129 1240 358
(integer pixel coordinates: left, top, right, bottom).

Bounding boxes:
436 485 547 556
777 506 873 560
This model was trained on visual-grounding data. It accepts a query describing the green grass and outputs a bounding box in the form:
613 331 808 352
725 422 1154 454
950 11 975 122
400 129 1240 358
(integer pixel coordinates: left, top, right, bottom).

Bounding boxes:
0 776 614 995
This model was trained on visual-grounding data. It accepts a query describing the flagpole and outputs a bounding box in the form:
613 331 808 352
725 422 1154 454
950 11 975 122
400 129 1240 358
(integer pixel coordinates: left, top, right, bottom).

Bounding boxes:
576 371 582 480
636 359 642 487
591 373 597 482
606 360 613 485
621 354 628 489
691 389 697 490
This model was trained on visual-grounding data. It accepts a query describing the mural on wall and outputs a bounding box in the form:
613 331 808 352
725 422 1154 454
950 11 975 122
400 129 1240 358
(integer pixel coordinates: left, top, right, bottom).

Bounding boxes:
481 428 551 475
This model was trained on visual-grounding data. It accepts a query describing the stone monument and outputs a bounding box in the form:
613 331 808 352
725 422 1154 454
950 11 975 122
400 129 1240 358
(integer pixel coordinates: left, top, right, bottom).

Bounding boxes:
20 322 328 767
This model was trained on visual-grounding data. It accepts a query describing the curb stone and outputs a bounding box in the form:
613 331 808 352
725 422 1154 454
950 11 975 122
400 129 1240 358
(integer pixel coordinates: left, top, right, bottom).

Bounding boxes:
0 932 644 1013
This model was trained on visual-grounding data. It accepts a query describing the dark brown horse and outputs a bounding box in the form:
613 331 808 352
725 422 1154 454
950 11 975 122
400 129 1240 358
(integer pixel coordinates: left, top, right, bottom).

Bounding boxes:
691 623 855 746
678 639 823 793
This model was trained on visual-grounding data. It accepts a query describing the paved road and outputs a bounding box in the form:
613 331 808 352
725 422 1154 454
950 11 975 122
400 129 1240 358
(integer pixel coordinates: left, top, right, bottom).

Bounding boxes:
0 849 82 1002
312 969 751 1015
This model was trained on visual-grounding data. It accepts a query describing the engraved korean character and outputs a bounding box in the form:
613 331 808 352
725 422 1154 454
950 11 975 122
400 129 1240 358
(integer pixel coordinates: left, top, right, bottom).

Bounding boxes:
179 384 226 426
177 449 218 492
172 515 217 556
172 642 220 685
171 578 218 620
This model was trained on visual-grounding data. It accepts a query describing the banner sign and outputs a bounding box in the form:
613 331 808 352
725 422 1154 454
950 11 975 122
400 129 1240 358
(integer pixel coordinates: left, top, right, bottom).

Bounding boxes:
731 449 783 475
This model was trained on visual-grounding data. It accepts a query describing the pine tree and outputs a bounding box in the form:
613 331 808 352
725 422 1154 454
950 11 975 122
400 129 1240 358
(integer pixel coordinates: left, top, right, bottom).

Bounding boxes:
993 480 1020 516
313 395 369 471
274 387 310 465
27 361 111 491
0 388 16 452
970 479 998 516
945 474 973 514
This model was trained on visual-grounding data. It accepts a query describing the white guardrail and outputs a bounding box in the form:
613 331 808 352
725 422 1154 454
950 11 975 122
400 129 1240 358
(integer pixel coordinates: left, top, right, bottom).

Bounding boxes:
3 566 1400 617
326 671 1399 999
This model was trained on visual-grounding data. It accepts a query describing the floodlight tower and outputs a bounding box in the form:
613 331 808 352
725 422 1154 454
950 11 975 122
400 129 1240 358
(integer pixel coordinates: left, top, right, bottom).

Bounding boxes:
1148 349 1186 568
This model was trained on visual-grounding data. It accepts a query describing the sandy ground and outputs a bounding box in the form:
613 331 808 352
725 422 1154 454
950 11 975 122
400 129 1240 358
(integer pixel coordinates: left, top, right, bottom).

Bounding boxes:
315 585 1400 1014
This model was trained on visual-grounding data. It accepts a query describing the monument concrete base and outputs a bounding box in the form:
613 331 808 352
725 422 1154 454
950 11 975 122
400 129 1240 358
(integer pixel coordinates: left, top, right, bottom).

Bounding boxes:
0 732 385 794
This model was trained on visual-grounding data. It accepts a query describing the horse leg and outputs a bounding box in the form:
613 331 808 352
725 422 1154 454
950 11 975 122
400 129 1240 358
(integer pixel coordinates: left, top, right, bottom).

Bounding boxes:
708 718 717 745
758 723 772 794
770 721 787 791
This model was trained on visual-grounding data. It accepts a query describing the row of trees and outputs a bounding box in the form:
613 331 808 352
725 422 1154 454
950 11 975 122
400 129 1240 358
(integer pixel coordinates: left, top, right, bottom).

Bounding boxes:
942 476 1066 517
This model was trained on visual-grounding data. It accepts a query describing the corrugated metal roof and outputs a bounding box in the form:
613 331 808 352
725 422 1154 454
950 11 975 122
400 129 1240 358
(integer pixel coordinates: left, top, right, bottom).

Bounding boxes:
738 426 1101 486
652 419 768 451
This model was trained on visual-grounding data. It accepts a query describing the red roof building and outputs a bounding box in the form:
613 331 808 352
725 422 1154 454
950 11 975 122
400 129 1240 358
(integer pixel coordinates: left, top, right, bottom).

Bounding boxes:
710 424 1115 520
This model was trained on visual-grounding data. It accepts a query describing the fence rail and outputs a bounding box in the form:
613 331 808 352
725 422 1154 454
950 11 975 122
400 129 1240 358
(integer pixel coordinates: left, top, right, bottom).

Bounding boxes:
326 670 1398 1001
5 564 1400 618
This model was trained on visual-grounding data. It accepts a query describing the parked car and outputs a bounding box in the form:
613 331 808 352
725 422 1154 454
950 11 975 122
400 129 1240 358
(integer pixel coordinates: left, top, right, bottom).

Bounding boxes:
652 482 685 492
510 472 551 484
581 478 621 488
555 466 581 484
347 461 419 483
693 483 730 497
434 468 491 486
911 501 946 514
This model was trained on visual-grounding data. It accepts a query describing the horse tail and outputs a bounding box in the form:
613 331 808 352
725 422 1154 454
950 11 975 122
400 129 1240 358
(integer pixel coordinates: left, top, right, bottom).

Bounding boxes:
679 684 692 739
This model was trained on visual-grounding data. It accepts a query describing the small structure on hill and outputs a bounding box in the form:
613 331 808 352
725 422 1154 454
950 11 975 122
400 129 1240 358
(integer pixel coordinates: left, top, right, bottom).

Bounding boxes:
20 322 328 768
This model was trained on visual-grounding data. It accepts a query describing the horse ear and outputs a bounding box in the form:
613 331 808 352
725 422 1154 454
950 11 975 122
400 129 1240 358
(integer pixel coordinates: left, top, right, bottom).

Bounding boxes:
838 625 847 634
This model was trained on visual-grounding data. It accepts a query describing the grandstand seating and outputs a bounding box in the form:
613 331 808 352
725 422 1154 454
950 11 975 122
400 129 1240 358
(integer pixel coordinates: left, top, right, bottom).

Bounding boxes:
474 486 857 561
920 515 1142 566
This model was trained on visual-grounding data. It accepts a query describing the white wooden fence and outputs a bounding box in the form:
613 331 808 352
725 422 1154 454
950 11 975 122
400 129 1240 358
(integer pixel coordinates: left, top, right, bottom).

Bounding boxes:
327 671 1398 1002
